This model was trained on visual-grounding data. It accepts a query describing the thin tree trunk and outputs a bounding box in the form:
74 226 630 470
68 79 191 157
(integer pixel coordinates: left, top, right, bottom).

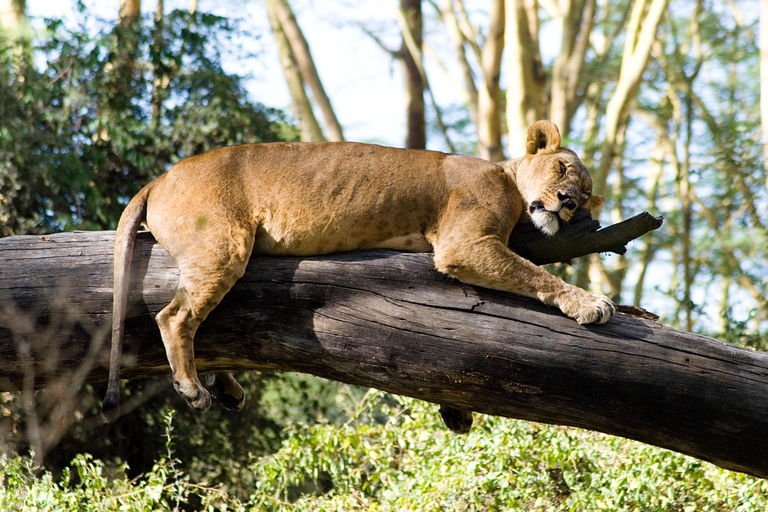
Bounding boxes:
632 142 664 307
269 0 344 142
0 0 29 73
761 0 768 197
119 0 141 27
399 0 426 149
549 0 596 138
266 0 326 142
476 0 505 161
0 0 25 30
151 0 165 125
439 0 479 127
593 0 669 197
505 0 544 157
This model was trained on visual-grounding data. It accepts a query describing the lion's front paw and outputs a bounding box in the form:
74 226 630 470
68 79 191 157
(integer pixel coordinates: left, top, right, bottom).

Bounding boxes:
575 292 615 324
556 289 616 325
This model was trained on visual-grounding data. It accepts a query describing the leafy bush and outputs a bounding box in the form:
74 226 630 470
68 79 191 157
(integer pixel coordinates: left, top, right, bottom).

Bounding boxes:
249 390 768 511
0 410 231 511
4 383 767 511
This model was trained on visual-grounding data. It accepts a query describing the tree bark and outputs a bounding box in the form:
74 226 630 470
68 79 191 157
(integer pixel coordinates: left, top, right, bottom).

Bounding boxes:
6 215 768 478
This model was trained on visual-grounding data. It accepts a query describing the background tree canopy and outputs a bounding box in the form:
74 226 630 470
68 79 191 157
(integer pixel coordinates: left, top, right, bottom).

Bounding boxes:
0 4 290 235
1 0 767 510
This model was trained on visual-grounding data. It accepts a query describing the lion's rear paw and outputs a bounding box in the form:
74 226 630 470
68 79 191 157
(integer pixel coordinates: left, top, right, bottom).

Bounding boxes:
439 405 473 434
207 373 246 411
175 380 212 412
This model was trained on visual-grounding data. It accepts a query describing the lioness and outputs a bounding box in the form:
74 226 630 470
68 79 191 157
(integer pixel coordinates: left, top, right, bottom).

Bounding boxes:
103 120 614 419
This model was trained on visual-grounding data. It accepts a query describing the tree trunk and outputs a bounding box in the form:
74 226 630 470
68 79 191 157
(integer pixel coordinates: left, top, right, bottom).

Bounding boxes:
266 0 326 142
399 0 426 149
269 0 344 142
439 0 479 128
549 0 596 138
0 0 25 31
476 0 505 162
0 0 29 72
761 0 768 198
118 0 141 27
593 0 669 197
150 0 165 125
6 215 768 478
504 0 544 157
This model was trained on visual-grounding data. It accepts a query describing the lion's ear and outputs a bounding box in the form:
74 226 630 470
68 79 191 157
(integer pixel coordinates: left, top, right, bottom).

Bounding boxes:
584 194 605 212
525 120 562 155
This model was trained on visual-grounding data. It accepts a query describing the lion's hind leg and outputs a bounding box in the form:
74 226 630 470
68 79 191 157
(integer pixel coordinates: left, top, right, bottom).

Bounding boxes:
206 373 246 411
155 233 254 412
439 405 473 434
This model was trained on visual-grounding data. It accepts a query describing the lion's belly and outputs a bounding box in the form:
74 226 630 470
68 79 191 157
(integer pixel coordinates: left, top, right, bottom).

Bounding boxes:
369 232 433 252
252 211 434 256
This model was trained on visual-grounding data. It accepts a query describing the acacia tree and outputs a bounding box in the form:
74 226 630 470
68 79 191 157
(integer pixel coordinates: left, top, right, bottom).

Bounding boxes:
547 0 596 138
358 0 429 149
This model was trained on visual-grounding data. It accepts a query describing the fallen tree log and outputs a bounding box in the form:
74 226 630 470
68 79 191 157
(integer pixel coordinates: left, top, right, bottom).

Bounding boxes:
2 213 768 480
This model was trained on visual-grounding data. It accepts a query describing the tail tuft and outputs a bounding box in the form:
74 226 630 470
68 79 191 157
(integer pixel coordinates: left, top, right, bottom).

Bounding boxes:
102 391 120 422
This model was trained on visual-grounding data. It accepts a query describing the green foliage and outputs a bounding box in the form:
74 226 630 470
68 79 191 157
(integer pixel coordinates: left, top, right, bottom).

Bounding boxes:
248 391 768 511
0 7 289 236
0 410 231 511
6 388 766 511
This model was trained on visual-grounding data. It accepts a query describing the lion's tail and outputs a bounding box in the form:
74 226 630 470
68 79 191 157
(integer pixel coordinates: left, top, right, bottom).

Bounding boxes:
103 184 152 420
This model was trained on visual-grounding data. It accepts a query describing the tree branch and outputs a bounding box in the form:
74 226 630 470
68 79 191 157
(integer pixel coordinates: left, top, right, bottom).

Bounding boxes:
5 214 768 478
509 208 663 265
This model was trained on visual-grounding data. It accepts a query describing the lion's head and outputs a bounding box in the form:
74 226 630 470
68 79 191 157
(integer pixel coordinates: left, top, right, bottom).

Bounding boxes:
502 120 604 236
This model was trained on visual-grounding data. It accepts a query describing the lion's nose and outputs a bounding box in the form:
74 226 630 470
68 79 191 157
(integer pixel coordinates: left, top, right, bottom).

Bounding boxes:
557 191 577 210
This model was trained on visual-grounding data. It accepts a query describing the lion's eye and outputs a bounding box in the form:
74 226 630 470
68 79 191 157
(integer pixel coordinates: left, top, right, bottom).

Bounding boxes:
558 161 567 177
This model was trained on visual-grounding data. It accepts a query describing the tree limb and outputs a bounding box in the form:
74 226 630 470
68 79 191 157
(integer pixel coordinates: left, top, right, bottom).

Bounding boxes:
4 213 768 478
509 208 663 265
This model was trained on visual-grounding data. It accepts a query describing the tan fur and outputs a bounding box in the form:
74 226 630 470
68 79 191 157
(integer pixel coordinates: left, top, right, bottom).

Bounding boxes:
103 120 615 415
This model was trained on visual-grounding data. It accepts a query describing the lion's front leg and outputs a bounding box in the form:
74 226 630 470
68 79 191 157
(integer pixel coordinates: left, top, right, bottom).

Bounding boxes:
433 234 615 325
